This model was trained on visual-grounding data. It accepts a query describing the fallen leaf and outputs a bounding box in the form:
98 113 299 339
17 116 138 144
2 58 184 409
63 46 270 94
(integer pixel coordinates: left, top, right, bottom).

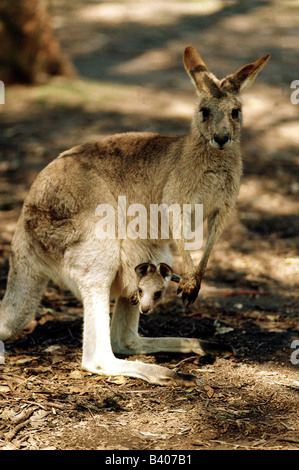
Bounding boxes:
30 409 49 426
139 431 168 439
204 385 214 398
44 345 61 353
106 375 126 385
15 356 39 365
214 320 234 335
69 370 82 379
192 440 209 447
27 366 52 374
68 385 86 394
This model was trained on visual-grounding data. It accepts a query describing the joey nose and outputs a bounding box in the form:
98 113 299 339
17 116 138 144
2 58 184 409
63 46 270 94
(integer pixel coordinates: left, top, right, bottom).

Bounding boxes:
213 133 230 149
141 305 150 314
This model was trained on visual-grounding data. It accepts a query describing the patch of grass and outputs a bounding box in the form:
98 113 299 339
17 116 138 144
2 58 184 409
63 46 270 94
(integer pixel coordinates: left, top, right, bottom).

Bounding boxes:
5 78 139 111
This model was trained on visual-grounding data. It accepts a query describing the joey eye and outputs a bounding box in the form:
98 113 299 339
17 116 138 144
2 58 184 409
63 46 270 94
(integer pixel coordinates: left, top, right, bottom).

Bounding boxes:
232 108 241 119
200 107 210 121
138 288 143 295
154 291 162 300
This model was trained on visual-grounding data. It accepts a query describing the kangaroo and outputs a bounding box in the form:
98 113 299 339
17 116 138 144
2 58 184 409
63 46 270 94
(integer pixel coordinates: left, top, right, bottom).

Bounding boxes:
131 262 180 314
0 46 270 386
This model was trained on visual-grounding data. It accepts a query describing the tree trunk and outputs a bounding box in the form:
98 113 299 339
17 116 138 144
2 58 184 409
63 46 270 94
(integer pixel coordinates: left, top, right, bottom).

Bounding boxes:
0 0 76 84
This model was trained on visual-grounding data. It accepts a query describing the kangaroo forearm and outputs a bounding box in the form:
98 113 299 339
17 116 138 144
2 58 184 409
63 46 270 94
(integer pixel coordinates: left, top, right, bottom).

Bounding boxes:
175 239 195 276
196 211 225 281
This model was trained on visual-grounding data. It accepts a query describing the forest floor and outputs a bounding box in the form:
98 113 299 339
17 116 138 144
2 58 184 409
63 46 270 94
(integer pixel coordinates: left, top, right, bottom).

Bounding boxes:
0 0 298 451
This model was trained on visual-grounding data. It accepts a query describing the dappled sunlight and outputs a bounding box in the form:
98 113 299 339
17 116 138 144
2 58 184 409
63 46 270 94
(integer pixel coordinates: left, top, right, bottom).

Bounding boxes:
111 48 173 75
4 77 194 126
226 249 299 289
267 120 299 148
189 228 299 290
77 0 223 26
239 180 298 215
189 234 299 291
243 85 299 152
221 14 268 33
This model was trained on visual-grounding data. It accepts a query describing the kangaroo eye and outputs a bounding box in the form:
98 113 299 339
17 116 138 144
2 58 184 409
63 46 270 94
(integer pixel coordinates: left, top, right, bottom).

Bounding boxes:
154 291 162 300
138 288 143 295
232 108 241 119
200 107 210 121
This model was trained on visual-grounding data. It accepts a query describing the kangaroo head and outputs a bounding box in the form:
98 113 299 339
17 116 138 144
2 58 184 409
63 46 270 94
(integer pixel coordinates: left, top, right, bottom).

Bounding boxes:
184 46 270 150
133 263 174 315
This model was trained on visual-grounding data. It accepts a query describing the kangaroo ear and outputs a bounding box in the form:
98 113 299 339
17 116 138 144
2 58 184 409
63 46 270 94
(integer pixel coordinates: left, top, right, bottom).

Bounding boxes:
226 53 270 93
135 263 156 278
183 46 208 89
157 263 172 281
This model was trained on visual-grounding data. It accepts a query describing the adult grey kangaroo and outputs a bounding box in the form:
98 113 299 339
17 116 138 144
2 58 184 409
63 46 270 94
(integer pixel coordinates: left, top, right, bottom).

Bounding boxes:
0 46 270 385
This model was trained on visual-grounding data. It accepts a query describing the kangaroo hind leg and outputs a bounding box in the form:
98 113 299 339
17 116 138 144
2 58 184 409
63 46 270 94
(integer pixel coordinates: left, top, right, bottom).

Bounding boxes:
81 290 199 387
0 249 48 341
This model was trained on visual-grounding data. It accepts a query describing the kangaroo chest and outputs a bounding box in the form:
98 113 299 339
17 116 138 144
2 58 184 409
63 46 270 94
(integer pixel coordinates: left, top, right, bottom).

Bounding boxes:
199 168 240 218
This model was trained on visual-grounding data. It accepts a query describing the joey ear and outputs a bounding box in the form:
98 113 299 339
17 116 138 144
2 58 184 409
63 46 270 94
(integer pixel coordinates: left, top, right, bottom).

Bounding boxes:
183 46 208 89
135 263 156 278
227 53 271 93
130 293 139 305
156 263 172 281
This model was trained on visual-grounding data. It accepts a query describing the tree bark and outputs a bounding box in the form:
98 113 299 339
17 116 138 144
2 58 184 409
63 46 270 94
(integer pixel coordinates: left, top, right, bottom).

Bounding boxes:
0 0 76 84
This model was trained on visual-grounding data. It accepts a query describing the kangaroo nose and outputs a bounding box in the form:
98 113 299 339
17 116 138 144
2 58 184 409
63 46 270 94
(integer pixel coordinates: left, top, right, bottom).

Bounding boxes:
213 133 230 148
140 305 150 314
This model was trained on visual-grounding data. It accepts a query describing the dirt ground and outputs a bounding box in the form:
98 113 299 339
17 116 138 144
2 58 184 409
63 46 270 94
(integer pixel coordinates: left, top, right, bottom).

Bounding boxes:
0 0 298 451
